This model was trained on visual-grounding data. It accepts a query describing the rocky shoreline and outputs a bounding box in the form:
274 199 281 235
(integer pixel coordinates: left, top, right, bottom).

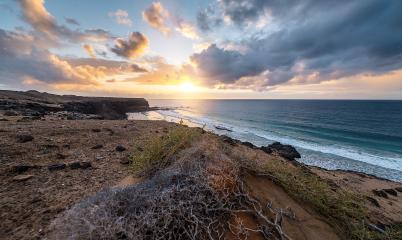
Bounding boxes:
0 90 149 120
0 91 401 239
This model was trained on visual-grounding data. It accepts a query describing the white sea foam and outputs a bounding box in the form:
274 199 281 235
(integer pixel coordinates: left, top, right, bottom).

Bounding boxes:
128 109 402 172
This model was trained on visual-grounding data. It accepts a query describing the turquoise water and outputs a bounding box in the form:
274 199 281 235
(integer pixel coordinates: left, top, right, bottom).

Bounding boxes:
130 100 402 182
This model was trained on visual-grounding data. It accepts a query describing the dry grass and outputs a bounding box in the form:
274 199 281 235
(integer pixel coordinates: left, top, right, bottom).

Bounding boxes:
227 142 401 240
131 125 202 176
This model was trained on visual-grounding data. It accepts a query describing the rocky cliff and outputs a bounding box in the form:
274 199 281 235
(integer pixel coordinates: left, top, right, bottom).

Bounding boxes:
0 90 149 119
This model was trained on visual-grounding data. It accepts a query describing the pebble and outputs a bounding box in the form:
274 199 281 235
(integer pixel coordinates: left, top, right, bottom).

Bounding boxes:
116 145 127 152
13 174 34 181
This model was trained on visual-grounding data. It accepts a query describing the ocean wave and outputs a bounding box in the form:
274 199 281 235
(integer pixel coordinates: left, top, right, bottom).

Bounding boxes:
150 109 402 172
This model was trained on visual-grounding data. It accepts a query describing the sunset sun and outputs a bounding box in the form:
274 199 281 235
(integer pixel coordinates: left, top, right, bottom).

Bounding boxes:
179 82 196 92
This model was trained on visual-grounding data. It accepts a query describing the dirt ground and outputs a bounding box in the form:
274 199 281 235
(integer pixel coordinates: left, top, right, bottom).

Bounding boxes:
1 117 401 240
0 118 174 240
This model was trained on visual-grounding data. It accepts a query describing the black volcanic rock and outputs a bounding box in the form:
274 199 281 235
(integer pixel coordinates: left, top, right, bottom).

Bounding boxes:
241 141 256 149
116 145 127 152
16 134 34 143
48 163 66 171
260 142 301 161
372 189 388 198
0 90 149 120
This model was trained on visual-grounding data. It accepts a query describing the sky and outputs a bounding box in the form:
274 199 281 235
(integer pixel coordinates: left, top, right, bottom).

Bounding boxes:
1 0 402 99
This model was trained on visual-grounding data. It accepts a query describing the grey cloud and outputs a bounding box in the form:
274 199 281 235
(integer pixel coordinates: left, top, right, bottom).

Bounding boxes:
65 17 80 26
193 0 402 88
0 29 144 88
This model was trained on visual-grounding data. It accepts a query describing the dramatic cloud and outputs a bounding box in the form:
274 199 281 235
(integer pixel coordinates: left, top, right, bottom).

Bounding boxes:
108 9 132 26
0 29 148 89
83 44 96 58
17 0 113 43
193 0 402 89
111 32 149 59
142 2 170 34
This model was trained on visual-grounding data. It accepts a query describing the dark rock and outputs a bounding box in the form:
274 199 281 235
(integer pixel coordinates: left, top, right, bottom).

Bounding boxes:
119 158 130 164
91 128 101 132
221 135 238 145
68 161 81 169
63 144 70 149
16 134 34 143
116 145 127 152
48 163 66 171
56 153 66 159
260 142 301 161
10 165 38 174
105 128 114 136
241 141 256 148
10 164 38 173
136 146 143 152
260 146 273 154
366 196 380 208
80 161 92 169
68 161 92 169
4 110 18 116
91 144 103 149
395 187 402 193
372 189 388 198
383 188 398 196
0 118 8 121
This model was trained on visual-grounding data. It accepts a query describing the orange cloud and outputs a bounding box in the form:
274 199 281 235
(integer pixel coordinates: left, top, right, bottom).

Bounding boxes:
111 32 149 59
142 2 171 34
83 44 96 58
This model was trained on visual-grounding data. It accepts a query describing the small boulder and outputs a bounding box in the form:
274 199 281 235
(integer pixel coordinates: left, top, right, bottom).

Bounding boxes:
48 163 66 171
119 158 130 164
80 161 92 169
366 196 380 208
16 134 34 143
241 141 256 149
68 161 92 169
10 165 37 174
136 146 143 152
383 188 398 197
372 189 388 198
0 118 8 121
91 144 103 149
91 128 101 133
221 135 238 145
395 187 402 193
13 174 34 181
4 110 18 116
260 142 301 161
116 145 127 152
56 153 66 159
68 161 81 169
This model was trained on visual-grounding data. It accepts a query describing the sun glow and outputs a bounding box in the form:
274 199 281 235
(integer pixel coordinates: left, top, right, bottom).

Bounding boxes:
179 82 196 92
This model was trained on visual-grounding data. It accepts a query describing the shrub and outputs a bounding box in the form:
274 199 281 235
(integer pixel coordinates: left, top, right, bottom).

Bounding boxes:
131 125 201 176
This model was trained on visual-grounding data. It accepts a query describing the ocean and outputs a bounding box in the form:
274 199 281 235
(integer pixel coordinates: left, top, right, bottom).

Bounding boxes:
128 99 402 182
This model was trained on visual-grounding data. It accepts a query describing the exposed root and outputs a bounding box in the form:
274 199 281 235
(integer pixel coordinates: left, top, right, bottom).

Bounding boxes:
47 137 294 240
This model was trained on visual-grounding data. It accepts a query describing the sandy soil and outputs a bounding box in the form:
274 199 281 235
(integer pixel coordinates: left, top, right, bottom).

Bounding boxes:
0 117 173 240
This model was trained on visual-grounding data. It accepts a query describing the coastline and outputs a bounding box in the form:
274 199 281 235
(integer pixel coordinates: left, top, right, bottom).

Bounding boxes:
1 91 402 239
0 119 401 239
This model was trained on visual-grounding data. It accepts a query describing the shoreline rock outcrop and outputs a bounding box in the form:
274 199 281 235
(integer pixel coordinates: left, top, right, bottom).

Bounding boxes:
0 90 149 119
